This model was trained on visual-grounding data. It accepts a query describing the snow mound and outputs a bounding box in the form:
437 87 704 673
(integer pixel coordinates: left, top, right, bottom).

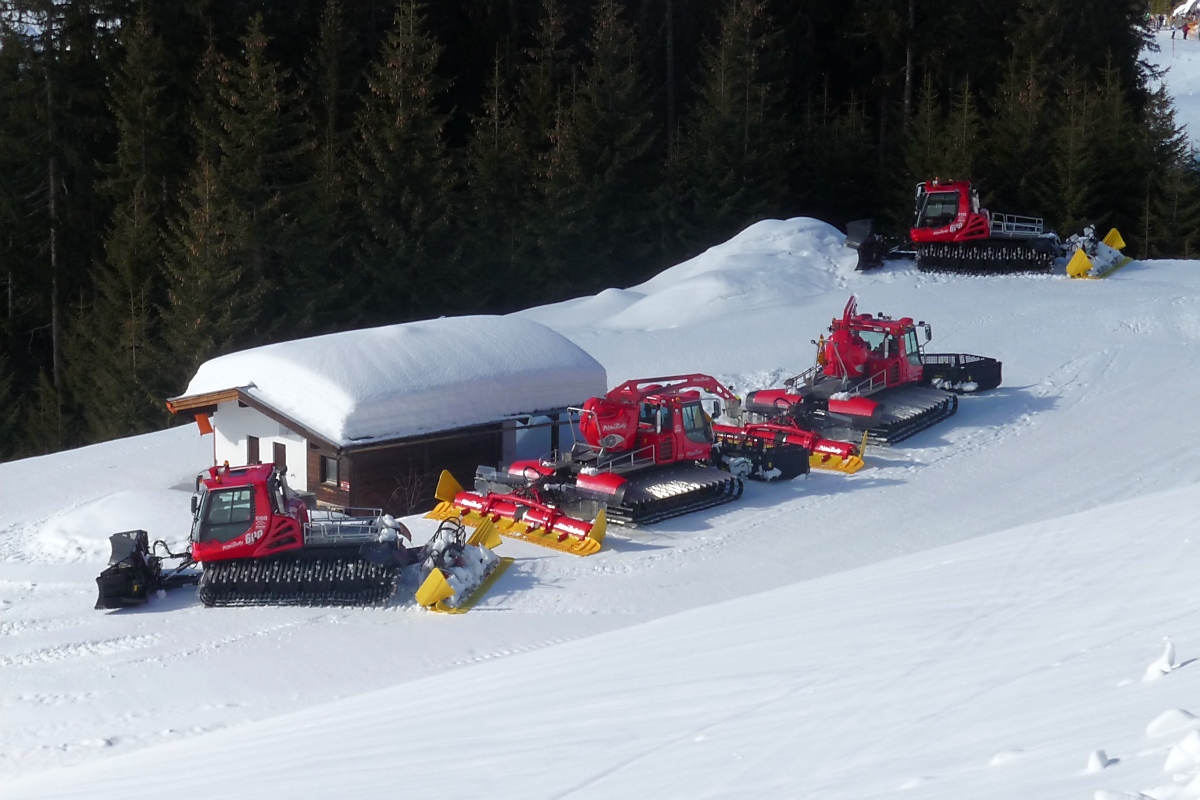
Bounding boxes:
1088 749 1112 773
180 315 607 445
1145 638 1178 682
28 489 195 564
1149 709 1198 737
1164 730 1200 773
520 217 855 333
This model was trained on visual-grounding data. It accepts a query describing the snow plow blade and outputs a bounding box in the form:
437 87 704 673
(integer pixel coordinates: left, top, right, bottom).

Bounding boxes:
95 530 157 609
426 470 606 556
1067 228 1133 279
419 557 515 614
810 451 865 474
414 518 513 613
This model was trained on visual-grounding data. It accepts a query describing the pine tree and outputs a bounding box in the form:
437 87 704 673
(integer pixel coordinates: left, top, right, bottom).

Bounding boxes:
668 0 787 253
984 55 1051 215
300 0 360 331
215 14 311 339
354 0 456 322
1140 83 1196 256
462 51 526 311
551 0 658 287
1045 65 1096 236
73 10 173 443
158 155 254 397
514 0 573 162
0 353 20 460
943 78 980 181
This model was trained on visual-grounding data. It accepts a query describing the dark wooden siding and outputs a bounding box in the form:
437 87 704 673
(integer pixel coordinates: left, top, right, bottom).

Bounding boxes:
307 446 350 508
305 425 504 516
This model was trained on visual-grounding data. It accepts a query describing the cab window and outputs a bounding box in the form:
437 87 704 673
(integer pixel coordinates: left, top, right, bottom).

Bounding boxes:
904 329 922 365
197 487 256 543
680 402 712 443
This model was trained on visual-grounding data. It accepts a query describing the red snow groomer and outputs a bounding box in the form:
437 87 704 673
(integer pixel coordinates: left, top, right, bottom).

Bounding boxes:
95 463 509 612
429 374 827 555
908 178 1128 276
743 296 1002 446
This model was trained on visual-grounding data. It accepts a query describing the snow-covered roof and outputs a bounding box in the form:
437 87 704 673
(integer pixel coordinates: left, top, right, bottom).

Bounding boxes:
1174 0 1198 16
176 316 607 447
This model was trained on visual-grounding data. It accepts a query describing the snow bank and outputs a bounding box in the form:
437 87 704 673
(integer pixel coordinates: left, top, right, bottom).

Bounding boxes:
520 217 855 333
181 316 607 445
28 488 194 564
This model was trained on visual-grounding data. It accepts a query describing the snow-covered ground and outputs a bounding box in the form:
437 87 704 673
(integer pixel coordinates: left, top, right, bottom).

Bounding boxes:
12 37 1200 795
4 212 1200 798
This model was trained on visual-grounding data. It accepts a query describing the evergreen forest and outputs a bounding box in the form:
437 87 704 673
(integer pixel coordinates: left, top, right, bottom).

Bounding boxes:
0 0 1185 459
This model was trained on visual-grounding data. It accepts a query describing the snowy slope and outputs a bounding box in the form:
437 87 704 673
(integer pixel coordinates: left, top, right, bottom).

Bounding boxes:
4 216 1200 799
7 482 1200 800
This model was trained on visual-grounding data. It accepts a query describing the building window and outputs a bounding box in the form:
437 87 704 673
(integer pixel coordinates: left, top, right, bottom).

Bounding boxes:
273 442 287 472
247 435 259 464
320 456 339 486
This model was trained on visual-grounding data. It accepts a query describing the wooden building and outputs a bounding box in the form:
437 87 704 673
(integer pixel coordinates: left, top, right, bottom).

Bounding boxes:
165 316 607 515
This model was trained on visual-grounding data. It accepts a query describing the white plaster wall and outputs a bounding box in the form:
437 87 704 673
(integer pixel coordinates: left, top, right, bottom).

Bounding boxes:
211 401 308 489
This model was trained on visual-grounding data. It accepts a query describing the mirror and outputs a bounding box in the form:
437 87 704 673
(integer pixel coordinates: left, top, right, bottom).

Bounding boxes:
711 400 722 420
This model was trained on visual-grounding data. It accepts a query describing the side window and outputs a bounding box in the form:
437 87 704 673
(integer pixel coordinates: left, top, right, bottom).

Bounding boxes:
247 435 259 464
321 456 340 486
198 487 256 543
680 403 711 443
905 329 922 365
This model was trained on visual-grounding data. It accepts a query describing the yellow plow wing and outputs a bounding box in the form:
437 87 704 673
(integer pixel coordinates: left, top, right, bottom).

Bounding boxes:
810 452 865 474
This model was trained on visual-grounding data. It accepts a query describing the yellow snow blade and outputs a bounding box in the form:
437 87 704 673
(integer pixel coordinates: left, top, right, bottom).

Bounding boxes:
427 557 515 614
810 452 866 474
590 509 607 545
467 518 503 550
1102 228 1127 250
501 525 604 556
434 469 465 503
1066 248 1094 278
415 568 456 608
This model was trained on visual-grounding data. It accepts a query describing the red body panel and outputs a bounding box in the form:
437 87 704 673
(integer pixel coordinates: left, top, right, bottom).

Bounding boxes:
190 463 309 564
821 296 924 389
452 490 599 540
908 179 992 244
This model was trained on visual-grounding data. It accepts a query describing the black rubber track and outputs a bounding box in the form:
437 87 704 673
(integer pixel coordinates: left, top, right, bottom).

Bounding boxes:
198 555 400 607
916 239 1055 274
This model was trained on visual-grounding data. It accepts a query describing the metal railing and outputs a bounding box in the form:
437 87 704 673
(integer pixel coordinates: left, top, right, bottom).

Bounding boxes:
304 506 385 544
990 213 1044 238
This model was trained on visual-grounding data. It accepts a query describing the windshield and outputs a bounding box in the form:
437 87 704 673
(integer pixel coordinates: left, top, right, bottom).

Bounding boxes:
196 487 256 543
913 191 960 229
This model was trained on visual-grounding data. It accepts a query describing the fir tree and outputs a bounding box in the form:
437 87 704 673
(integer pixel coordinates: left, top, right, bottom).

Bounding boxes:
214 14 311 339
551 0 658 287
354 0 456 322
158 154 254 397
297 0 365 332
984 55 1051 215
669 0 789 253
0 353 20 459
73 10 173 442
1140 84 1196 256
462 51 526 310
1046 66 1096 236
943 78 980 181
